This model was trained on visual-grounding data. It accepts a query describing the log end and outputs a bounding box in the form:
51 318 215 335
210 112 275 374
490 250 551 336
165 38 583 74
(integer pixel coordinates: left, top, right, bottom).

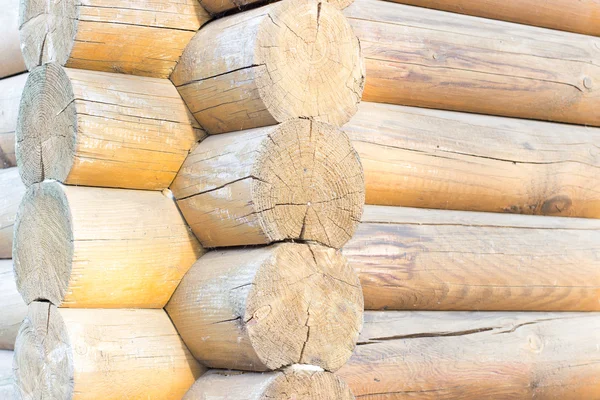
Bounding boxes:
16 63 77 186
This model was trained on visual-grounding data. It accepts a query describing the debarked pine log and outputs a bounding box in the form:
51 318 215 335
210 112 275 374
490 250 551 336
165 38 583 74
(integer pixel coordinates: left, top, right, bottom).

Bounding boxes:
170 119 364 249
0 0 26 78
171 0 365 134
0 350 16 399
344 0 600 127
183 367 355 399
17 63 205 190
166 243 363 372
19 0 211 78
14 302 205 400
346 102 600 217
0 260 27 350
344 205 600 311
0 168 26 258
0 73 27 168
337 311 600 399
198 0 353 15
13 182 204 308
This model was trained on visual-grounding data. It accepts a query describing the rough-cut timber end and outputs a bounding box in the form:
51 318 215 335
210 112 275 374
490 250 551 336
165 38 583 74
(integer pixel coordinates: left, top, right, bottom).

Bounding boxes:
14 302 74 400
199 0 355 15
13 182 73 306
16 63 76 186
183 367 355 399
18 0 78 70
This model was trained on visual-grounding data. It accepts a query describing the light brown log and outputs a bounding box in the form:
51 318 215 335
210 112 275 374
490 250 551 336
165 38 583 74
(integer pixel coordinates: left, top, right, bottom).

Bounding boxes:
0 168 26 259
171 0 364 134
170 119 364 249
198 0 353 15
0 0 26 78
343 205 600 311
184 367 355 399
337 311 600 399
387 0 600 37
0 350 16 399
13 182 204 308
19 0 211 78
0 260 27 350
166 243 363 372
346 102 600 217
16 63 205 190
0 73 27 168
344 0 600 126
14 302 205 400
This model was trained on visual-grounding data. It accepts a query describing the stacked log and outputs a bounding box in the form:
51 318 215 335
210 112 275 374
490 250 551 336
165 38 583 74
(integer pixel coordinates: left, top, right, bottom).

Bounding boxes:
0 261 27 350
0 168 25 258
0 0 26 78
0 74 27 168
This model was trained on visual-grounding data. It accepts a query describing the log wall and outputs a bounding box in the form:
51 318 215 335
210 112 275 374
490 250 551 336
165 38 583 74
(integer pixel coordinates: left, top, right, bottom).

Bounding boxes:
0 73 27 169
0 168 25 259
0 260 27 350
0 0 26 78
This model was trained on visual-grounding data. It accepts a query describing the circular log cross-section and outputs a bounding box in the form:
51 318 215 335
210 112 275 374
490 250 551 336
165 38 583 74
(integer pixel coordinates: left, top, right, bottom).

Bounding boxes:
171 119 365 249
183 368 355 399
171 0 365 134
166 243 364 372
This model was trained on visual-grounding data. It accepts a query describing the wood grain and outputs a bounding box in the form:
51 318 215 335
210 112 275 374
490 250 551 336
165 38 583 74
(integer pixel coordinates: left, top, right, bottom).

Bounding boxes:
0 350 16 399
0 73 27 169
0 0 26 78
198 0 354 14
0 260 27 350
0 168 26 259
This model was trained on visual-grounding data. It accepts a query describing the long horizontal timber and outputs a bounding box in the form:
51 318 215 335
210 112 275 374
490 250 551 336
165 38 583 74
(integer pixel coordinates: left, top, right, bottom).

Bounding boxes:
198 0 353 16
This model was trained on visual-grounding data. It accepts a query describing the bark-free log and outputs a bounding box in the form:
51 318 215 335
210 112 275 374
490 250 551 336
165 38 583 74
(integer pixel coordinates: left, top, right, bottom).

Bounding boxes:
166 243 363 372
13 182 204 308
198 0 353 15
337 311 600 399
184 367 355 399
347 102 600 217
171 0 364 134
0 168 26 258
0 260 27 350
344 205 600 311
171 120 364 249
344 0 600 126
14 302 205 400
0 73 27 168
19 0 211 78
0 350 16 399
0 0 26 78
387 0 600 36
17 63 205 189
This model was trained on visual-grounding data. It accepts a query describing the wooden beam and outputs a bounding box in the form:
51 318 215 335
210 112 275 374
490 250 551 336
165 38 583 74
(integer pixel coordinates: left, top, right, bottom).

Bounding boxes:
184 367 354 399
344 0 600 126
16 64 205 190
0 73 27 168
0 260 27 350
166 243 363 372
0 168 25 259
386 0 600 37
0 0 26 78
14 302 205 400
170 120 364 249
171 0 364 134
198 0 354 15
13 182 204 308
337 311 600 399
18 0 211 78
0 350 16 399
346 102 600 218
343 205 600 311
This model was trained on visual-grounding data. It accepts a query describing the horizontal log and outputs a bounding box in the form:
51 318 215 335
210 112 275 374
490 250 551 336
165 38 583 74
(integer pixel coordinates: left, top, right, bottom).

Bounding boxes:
343 205 600 311
170 120 364 249
166 243 363 372
199 0 353 15
0 168 25 258
344 0 600 126
386 0 600 36
184 367 354 399
0 350 16 399
0 73 27 168
346 102 600 217
17 63 205 189
14 302 205 400
13 182 204 308
0 0 26 78
171 0 364 134
19 0 211 78
0 260 27 350
337 311 600 399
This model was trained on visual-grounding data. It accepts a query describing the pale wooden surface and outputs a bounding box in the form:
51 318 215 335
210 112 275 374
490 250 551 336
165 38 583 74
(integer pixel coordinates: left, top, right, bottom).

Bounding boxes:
0 350 16 399
0 260 27 350
198 0 354 14
0 168 25 258
14 302 205 400
19 0 211 78
166 243 363 372
346 102 600 217
344 0 600 126
13 182 204 308
0 0 26 78
16 64 205 189
184 367 355 399
172 0 364 134
337 311 600 399
343 205 600 311
171 120 364 249
387 0 600 36
0 73 27 168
